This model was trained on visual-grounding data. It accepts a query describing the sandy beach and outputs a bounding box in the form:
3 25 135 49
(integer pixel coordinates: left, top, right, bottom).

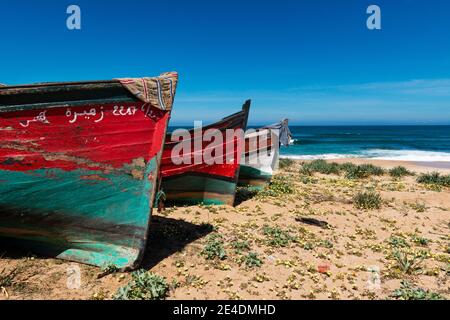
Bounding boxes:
0 158 448 300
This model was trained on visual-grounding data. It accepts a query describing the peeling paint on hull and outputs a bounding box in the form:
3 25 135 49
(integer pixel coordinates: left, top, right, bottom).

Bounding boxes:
0 79 177 268
162 173 237 206
0 163 156 268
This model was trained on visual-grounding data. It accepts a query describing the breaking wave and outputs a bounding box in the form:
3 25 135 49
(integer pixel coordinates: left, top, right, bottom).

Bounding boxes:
281 149 450 162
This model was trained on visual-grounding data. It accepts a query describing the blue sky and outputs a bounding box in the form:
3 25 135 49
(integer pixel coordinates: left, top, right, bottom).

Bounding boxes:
0 0 449 125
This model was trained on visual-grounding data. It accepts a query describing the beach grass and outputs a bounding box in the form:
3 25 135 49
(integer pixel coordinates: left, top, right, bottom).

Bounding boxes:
389 166 413 178
353 191 382 210
300 160 386 179
417 172 450 187
278 158 295 170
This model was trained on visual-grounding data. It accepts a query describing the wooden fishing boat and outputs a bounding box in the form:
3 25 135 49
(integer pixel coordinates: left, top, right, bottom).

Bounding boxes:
0 72 178 269
160 101 251 206
238 119 291 189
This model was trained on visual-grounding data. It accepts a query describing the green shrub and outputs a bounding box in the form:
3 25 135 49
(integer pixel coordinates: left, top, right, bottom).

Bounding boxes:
258 175 295 197
389 166 413 178
388 236 409 248
353 191 382 210
392 250 424 275
361 164 385 176
262 226 296 247
300 160 340 175
345 164 384 179
244 252 263 268
417 172 450 187
417 172 441 184
300 161 386 179
392 281 445 300
279 158 294 170
114 270 169 300
299 163 313 176
411 235 430 246
231 240 250 253
201 233 227 260
339 162 357 172
318 239 334 248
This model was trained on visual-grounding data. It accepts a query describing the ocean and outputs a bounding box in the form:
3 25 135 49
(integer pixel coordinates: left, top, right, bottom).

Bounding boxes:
279 125 450 162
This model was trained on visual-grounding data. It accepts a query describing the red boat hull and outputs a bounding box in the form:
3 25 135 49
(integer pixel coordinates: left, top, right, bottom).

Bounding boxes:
160 100 251 206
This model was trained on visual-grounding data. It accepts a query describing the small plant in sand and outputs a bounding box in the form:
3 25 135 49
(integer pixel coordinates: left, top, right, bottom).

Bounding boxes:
417 172 450 187
279 158 295 170
388 236 409 248
201 233 227 260
392 250 424 275
262 226 297 247
410 201 427 213
411 235 430 246
0 267 18 289
98 263 120 278
244 252 263 268
298 175 317 184
258 175 295 198
231 240 250 253
389 166 413 178
353 191 382 210
114 270 169 300
392 281 445 300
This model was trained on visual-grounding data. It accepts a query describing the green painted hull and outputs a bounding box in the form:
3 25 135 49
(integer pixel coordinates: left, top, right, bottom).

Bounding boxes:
238 165 272 190
161 174 237 206
0 159 158 269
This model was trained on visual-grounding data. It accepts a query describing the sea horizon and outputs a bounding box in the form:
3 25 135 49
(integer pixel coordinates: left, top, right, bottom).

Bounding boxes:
166 124 450 162
278 125 450 162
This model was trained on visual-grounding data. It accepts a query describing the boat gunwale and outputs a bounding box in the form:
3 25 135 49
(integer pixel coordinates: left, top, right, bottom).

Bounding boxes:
0 80 139 112
0 79 121 90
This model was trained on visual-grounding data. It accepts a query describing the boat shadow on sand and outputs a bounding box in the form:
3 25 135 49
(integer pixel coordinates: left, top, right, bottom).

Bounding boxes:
141 216 213 269
233 187 260 206
0 216 213 270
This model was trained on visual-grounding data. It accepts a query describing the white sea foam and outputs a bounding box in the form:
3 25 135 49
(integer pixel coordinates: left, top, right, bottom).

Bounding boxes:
362 149 450 162
281 154 364 160
281 149 450 162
